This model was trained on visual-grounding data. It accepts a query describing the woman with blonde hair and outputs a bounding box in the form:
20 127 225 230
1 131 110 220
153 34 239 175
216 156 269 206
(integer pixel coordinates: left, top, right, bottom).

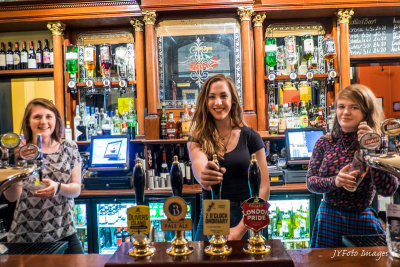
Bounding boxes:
188 74 270 241
307 84 398 248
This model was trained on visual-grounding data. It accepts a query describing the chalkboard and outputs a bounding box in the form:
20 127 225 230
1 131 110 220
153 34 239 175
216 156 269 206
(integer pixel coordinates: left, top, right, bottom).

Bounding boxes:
349 16 400 55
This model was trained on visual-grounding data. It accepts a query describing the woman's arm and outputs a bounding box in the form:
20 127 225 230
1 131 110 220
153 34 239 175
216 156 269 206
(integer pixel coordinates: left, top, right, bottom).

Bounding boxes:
371 168 398 196
187 141 223 190
3 181 22 203
306 138 338 193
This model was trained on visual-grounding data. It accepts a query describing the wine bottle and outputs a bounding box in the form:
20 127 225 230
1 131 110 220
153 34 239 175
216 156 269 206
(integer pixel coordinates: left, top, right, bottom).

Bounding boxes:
248 153 261 198
6 42 13 70
28 41 37 69
20 41 28 69
36 40 43 68
0 42 6 70
43 39 51 68
133 157 146 205
13 42 21 70
211 154 222 199
170 155 183 197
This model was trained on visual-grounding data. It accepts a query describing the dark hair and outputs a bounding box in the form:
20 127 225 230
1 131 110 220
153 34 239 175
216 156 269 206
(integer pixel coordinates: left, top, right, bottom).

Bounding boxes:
191 74 245 159
21 98 64 143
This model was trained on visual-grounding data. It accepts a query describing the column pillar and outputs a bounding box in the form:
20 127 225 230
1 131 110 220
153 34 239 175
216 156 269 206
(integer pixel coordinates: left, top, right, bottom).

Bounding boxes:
47 21 66 120
130 18 145 137
337 9 354 89
143 11 160 139
253 12 266 131
238 6 257 129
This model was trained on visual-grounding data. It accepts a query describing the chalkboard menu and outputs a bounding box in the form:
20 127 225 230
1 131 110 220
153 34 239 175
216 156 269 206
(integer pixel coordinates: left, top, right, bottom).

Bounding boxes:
349 16 400 55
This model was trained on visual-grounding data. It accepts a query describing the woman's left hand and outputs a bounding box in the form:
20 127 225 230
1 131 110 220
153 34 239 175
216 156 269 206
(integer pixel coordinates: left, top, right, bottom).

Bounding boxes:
33 179 58 199
357 122 374 141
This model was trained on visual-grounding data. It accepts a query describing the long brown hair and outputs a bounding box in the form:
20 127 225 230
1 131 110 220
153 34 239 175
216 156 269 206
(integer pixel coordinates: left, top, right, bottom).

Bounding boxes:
21 98 64 144
191 74 245 159
330 83 383 140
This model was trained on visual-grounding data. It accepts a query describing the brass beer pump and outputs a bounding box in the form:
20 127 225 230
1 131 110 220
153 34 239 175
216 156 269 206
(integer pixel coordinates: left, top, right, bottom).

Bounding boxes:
243 154 270 255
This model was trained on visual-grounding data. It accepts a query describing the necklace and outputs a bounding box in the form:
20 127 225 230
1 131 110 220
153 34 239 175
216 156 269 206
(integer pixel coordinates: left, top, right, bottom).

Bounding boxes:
220 130 232 152
341 139 352 153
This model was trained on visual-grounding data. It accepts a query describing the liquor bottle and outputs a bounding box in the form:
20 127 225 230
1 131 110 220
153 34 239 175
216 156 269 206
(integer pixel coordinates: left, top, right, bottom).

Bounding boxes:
182 103 191 139
322 34 337 84
74 105 82 141
285 35 297 81
66 45 79 88
166 112 176 139
102 112 112 135
308 101 315 127
28 41 37 69
301 35 314 63
160 149 169 182
13 42 21 70
6 42 13 70
113 109 122 135
127 107 136 139
292 102 300 129
299 101 309 128
100 43 112 78
327 103 335 131
65 121 73 140
269 104 279 135
36 40 43 68
170 155 183 197
315 107 325 128
0 43 6 70
84 44 96 80
278 104 286 134
133 157 146 205
265 37 277 80
211 154 222 199
248 153 260 198
121 111 128 134
160 104 168 139
20 41 28 69
43 39 51 68
176 112 183 139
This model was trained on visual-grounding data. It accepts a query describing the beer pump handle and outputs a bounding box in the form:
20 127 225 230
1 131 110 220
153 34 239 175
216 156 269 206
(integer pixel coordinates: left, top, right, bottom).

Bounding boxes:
248 154 261 198
133 157 145 205
36 134 44 181
170 155 183 197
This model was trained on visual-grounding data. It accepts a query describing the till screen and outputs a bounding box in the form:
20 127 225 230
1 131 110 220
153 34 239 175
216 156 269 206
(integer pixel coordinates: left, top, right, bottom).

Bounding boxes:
90 137 128 166
287 130 324 160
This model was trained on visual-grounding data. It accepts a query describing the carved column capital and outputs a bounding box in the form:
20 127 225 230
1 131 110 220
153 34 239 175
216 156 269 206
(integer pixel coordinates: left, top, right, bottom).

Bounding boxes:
47 21 65 36
252 12 266 27
142 11 157 25
130 18 144 32
238 6 254 21
337 9 354 24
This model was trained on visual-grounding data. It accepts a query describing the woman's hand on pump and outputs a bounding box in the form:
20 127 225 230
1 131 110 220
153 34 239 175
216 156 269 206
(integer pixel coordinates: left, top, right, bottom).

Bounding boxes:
335 164 359 189
200 161 226 190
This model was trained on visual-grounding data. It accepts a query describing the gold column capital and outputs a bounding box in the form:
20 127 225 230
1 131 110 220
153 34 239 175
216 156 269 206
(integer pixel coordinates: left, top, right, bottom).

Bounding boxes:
130 18 144 32
142 11 157 25
336 9 354 24
252 12 266 27
238 6 254 21
47 21 66 36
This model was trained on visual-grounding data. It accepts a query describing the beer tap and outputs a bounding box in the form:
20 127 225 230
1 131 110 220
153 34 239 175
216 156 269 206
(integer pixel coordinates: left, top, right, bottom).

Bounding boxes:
170 155 183 197
35 134 44 181
133 157 145 205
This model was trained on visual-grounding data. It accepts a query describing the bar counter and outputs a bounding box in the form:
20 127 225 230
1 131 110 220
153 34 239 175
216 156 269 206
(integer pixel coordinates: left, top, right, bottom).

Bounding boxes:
1 244 398 267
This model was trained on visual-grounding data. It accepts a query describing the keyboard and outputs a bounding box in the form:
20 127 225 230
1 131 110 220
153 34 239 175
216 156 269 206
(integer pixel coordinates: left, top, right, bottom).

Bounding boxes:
0 241 68 254
342 234 387 247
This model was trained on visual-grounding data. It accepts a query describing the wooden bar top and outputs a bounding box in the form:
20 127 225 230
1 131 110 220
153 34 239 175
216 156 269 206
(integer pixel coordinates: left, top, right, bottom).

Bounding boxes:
79 183 308 197
1 245 398 267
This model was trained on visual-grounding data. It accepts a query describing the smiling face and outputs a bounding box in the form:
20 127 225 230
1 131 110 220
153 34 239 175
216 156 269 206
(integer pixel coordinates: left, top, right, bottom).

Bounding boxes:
336 97 365 133
29 105 56 141
207 80 232 122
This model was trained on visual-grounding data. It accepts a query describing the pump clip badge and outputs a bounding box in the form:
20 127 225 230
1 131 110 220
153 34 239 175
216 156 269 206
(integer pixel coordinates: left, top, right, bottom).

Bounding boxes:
360 133 381 150
242 198 269 232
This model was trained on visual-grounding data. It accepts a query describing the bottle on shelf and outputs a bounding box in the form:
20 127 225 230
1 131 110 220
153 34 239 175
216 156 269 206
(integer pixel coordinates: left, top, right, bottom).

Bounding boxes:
65 121 73 140
112 109 122 135
278 104 286 134
13 42 21 70
43 39 51 68
6 42 13 70
308 101 316 127
284 35 297 84
302 35 314 81
102 111 112 135
36 40 43 69
0 42 6 70
100 43 112 87
160 104 168 139
315 107 325 128
74 105 82 141
265 37 277 81
49 46 54 68
84 44 96 86
327 103 335 132
20 41 28 69
28 41 37 69
182 103 191 139
176 112 183 139
66 44 79 90
299 101 309 128
166 112 176 139
126 107 136 139
322 34 337 84
269 104 279 135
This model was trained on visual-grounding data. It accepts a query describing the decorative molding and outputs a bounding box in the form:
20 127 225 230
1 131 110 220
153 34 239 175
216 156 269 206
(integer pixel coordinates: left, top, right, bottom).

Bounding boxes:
337 8 354 24
252 12 266 27
238 6 254 22
130 18 144 32
142 11 157 25
76 31 134 46
0 1 139 11
47 21 65 36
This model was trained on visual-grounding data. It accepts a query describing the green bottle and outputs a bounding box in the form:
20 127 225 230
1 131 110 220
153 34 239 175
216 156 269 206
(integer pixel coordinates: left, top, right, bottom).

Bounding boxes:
66 44 78 79
276 206 282 237
265 37 277 70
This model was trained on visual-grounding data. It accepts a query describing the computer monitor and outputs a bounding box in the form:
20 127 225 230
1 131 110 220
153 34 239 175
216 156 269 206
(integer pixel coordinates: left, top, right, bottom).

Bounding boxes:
88 135 130 171
285 128 325 166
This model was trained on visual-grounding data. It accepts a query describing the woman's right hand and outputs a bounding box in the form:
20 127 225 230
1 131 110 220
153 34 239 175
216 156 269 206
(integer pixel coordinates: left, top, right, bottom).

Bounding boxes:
335 164 358 189
200 161 226 190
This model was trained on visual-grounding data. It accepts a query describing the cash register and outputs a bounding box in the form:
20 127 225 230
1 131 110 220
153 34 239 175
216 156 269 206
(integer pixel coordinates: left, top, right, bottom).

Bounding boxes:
283 128 324 183
83 135 133 190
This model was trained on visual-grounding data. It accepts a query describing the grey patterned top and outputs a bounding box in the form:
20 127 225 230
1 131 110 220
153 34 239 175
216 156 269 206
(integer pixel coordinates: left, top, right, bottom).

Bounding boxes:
8 140 82 243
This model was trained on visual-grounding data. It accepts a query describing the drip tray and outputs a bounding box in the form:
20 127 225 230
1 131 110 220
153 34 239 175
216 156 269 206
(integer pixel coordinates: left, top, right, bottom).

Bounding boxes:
342 234 387 247
0 241 68 254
